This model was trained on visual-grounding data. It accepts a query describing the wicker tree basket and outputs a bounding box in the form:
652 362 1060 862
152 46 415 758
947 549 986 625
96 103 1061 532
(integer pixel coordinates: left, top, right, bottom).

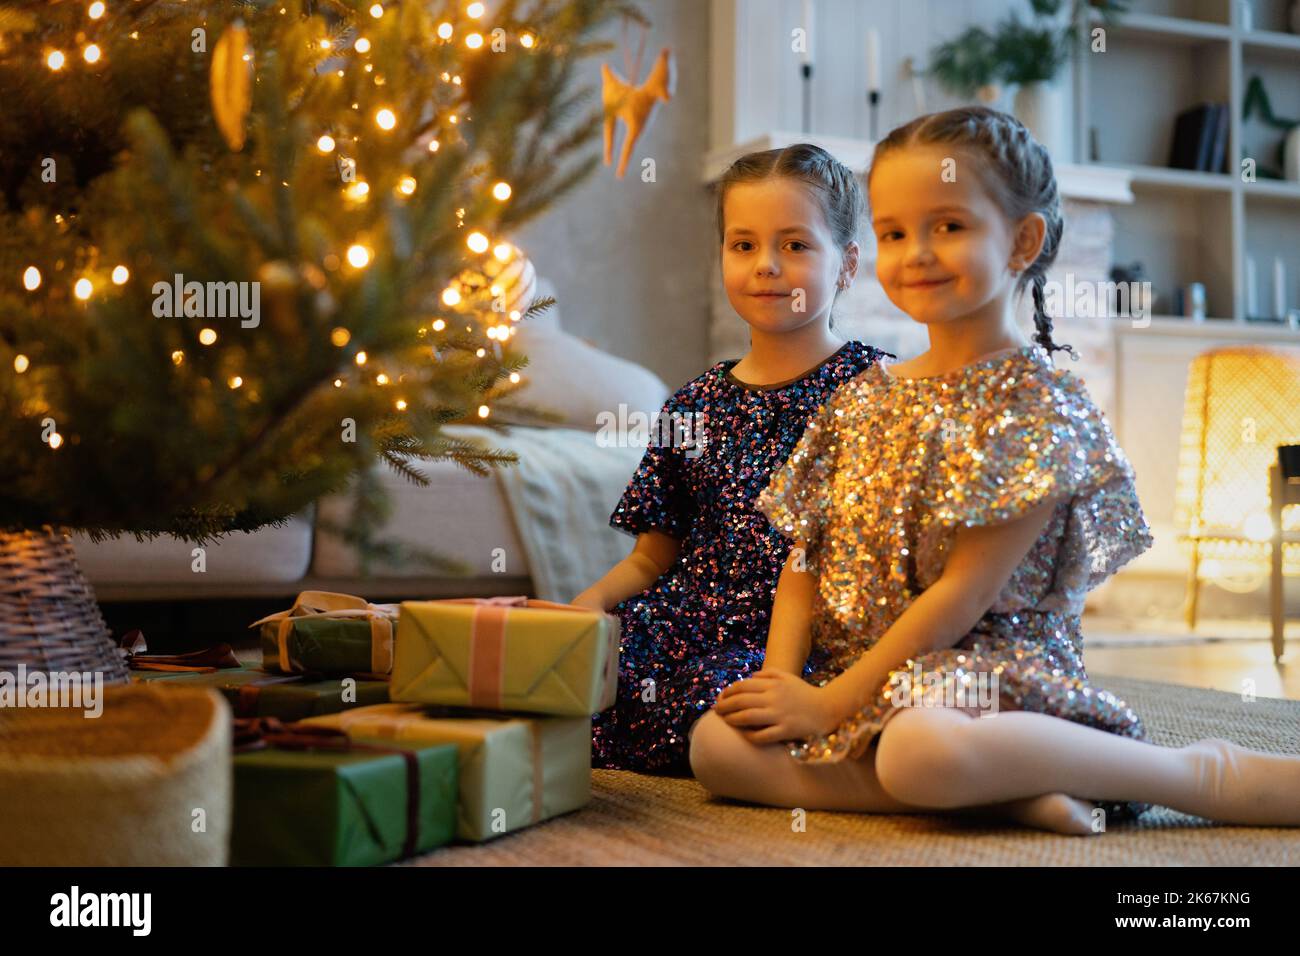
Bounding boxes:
0 525 129 684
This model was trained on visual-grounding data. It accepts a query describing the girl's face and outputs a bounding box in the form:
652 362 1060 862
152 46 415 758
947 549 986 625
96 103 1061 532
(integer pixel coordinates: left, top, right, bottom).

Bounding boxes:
721 178 855 336
869 145 1043 328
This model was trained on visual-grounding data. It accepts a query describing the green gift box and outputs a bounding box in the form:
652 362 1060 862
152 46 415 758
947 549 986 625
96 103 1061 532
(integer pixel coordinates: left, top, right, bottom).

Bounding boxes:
149 666 390 720
253 591 397 676
300 702 591 842
231 721 458 866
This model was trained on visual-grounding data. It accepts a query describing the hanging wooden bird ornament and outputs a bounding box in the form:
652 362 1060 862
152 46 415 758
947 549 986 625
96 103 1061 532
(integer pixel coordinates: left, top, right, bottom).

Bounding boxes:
601 20 675 180
211 19 253 152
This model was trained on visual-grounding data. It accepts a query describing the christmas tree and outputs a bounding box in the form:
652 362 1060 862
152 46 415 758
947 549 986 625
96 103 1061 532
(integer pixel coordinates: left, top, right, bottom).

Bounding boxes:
0 0 643 567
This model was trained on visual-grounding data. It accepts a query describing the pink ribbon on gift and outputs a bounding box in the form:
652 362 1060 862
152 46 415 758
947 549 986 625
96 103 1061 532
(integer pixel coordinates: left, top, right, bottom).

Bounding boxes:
431 596 613 711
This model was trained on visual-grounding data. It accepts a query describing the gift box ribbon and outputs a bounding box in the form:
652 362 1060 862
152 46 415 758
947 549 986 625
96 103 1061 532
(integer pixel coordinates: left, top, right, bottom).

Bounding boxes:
119 629 242 673
432 596 615 711
233 716 422 860
252 590 399 675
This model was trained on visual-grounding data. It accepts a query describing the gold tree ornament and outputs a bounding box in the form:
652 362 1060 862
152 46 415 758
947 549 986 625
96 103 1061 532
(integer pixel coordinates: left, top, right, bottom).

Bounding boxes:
600 16 674 179
211 19 253 151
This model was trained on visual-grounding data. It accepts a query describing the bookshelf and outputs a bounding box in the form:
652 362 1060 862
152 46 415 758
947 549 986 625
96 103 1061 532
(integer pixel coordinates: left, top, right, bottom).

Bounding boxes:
1074 0 1300 323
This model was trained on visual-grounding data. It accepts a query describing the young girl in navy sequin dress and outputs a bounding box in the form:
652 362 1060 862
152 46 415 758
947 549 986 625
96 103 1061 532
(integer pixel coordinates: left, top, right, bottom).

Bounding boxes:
690 107 1300 833
575 144 891 774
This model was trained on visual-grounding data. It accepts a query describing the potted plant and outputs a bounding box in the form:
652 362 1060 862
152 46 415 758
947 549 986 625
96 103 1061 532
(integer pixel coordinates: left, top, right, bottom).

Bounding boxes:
928 1 1129 158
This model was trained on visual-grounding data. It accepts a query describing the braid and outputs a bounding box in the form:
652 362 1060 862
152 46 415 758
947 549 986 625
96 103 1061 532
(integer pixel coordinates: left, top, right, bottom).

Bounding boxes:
1030 271 1078 362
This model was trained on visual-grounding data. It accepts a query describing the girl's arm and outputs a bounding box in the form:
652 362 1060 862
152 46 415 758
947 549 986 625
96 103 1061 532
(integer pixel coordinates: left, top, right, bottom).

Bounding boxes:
820 496 1062 721
572 530 682 611
761 539 817 674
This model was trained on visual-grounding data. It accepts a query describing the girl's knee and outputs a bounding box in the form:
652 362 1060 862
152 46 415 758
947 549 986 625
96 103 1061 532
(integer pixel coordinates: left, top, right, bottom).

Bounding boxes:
687 710 736 794
874 708 977 808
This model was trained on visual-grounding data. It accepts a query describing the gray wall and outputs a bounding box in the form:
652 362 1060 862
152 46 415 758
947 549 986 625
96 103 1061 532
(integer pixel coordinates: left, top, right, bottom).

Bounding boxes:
516 0 715 390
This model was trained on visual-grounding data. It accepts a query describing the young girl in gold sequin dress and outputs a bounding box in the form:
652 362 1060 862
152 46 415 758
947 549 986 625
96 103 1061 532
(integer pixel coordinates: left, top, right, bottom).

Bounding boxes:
688 107 1300 834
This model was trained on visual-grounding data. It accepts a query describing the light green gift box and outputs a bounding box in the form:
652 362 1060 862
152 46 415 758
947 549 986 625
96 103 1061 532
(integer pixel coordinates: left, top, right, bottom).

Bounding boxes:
391 597 619 717
299 702 590 842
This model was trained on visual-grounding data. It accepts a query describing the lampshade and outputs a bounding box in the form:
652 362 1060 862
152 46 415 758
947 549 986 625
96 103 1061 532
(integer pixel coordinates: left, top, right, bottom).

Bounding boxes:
1174 346 1300 577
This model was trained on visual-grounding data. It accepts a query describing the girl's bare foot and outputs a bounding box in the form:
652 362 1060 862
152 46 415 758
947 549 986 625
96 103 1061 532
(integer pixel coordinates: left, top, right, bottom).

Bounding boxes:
1180 738 1300 826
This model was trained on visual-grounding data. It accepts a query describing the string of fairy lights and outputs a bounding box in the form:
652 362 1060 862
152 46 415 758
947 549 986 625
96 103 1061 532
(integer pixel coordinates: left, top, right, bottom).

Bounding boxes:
8 1 543 449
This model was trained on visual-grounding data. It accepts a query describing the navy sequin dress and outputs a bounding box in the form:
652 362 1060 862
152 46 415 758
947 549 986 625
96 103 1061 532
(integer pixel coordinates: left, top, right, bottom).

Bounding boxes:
591 340 889 774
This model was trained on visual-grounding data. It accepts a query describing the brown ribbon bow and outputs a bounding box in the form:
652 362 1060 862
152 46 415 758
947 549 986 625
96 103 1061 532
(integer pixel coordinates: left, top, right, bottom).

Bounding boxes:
120 629 242 673
232 717 423 860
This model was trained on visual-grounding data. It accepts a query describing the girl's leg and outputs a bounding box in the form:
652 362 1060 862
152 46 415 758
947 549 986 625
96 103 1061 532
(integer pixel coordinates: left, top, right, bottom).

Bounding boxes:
688 710 1099 834
873 706 1300 827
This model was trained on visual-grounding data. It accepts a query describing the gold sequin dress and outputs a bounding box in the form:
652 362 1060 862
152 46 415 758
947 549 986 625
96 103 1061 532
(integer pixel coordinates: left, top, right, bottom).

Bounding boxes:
756 344 1156 821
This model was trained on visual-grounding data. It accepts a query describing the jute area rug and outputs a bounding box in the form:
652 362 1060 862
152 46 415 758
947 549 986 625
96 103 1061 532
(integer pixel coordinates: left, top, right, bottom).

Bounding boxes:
402 675 1300 866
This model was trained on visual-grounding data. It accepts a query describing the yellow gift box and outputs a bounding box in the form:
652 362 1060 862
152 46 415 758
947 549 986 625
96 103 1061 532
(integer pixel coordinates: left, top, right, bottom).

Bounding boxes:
298 702 591 842
391 597 619 717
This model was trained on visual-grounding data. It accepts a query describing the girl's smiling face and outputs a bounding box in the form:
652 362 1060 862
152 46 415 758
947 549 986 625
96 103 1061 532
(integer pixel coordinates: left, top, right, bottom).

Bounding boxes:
721 178 855 334
869 145 1040 328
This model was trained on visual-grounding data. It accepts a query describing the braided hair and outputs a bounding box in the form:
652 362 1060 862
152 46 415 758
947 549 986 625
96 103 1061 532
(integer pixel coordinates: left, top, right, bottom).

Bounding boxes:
715 143 866 335
866 106 1077 362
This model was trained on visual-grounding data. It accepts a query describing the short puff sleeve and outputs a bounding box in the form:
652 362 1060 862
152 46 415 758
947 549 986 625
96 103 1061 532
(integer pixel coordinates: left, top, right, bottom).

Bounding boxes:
932 365 1153 592
755 385 851 560
608 392 700 539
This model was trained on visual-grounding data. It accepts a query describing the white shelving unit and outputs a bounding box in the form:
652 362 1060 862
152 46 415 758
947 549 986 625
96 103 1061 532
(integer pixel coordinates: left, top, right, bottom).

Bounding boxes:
1073 0 1300 323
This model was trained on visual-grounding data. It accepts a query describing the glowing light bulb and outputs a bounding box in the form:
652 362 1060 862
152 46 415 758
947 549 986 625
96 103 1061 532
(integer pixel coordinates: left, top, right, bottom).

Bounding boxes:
355 351 368 365
171 350 185 365
199 328 217 345
398 176 417 195
22 266 41 290
466 231 489 254
375 108 396 130
88 2 106 19
48 432 64 449
14 354 30 373
376 373 390 385
320 39 332 50
395 399 408 411
509 372 520 384
493 243 513 262
354 37 371 53
519 33 536 49
432 319 446 331
346 244 371 268
477 405 490 418
441 287 461 307
346 181 370 201
74 278 92 300
427 139 440 153
468 3 485 17
492 181 512 201
83 43 101 63
369 3 384 18
317 134 335 153
229 376 243 389
1245 512 1274 541
466 33 483 49
47 50 66 70
330 328 351 347
111 265 129 285
333 379 343 387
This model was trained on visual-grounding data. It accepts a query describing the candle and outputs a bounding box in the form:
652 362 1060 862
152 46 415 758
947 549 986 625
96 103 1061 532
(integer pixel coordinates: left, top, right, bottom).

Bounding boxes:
1246 255 1258 317
1275 255 1288 319
866 28 880 91
801 0 814 65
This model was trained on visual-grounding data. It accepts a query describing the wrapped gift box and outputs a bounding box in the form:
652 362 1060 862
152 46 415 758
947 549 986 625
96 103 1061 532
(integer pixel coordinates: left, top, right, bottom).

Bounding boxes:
147 665 389 720
253 590 397 675
300 702 591 842
391 597 619 717
231 719 458 866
